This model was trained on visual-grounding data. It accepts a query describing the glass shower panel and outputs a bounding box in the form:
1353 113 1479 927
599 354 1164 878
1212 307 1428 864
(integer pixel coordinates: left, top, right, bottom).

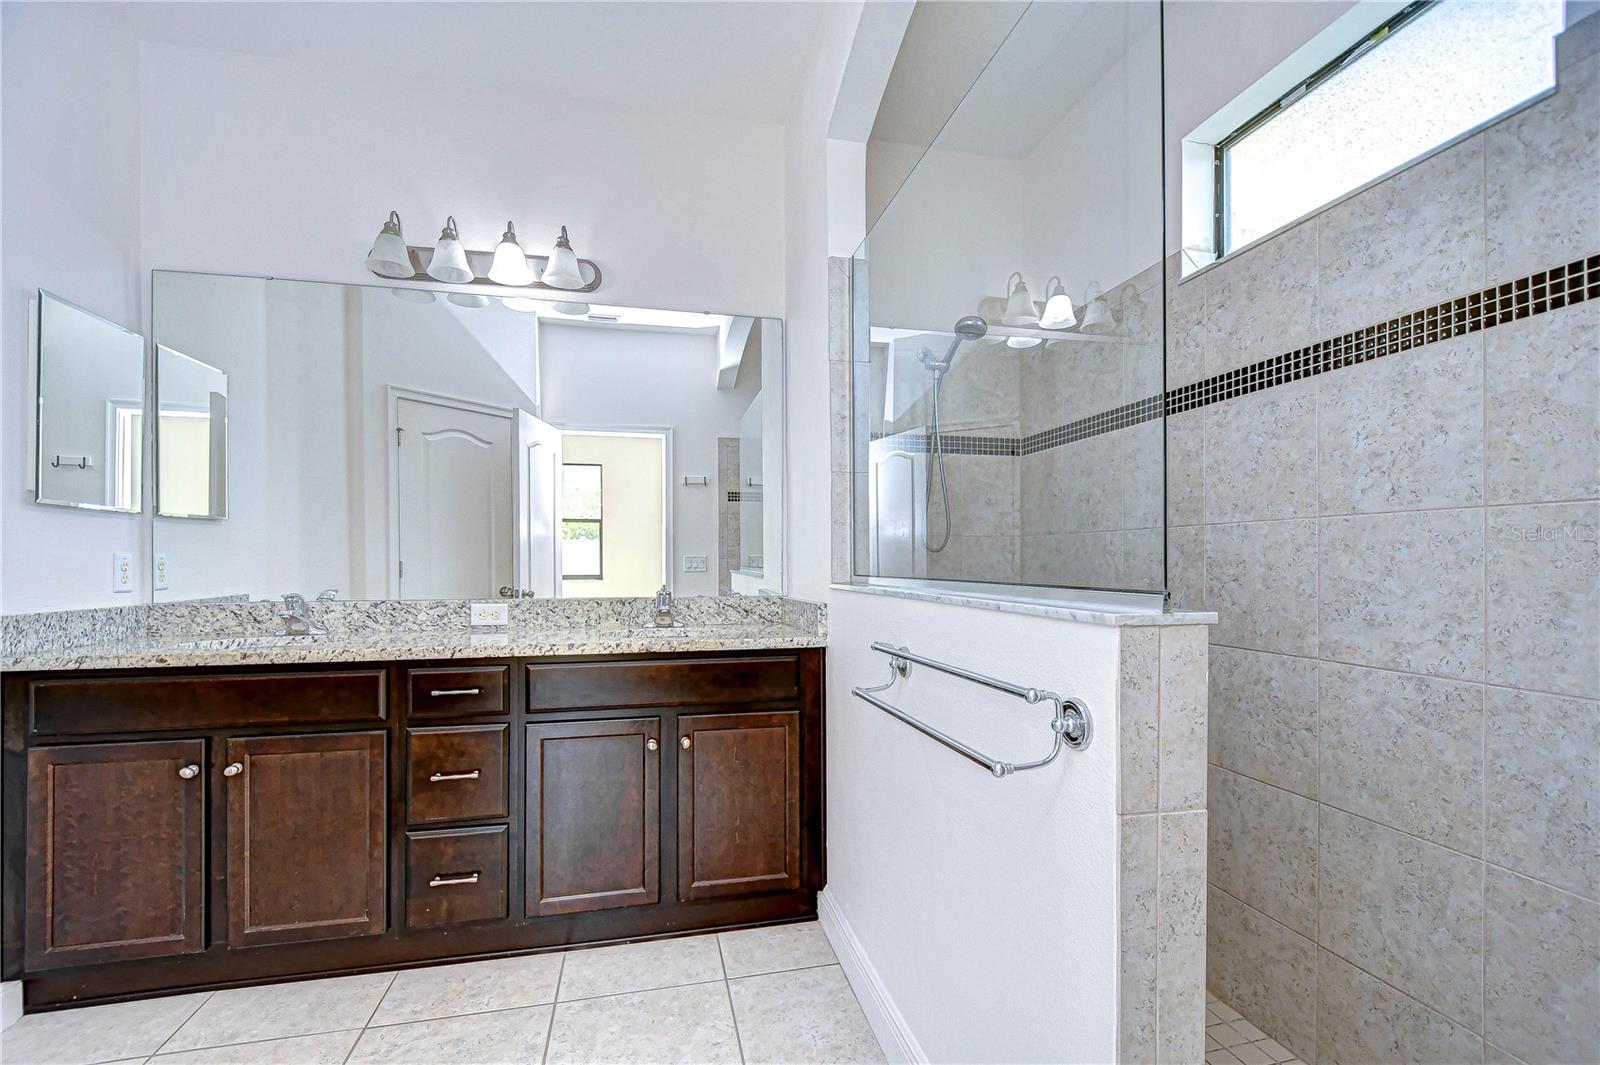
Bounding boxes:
851 1 1166 597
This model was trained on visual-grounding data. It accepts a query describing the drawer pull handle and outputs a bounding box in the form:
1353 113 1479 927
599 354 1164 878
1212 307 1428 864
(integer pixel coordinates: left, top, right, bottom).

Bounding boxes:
178 763 200 780
429 872 480 888
429 688 482 697
223 762 243 777
647 738 659 751
428 769 481 782
681 736 692 750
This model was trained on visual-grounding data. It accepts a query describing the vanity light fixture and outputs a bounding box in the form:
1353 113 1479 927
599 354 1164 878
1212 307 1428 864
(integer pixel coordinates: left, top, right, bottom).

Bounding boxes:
500 296 541 313
488 221 535 286
1000 271 1039 326
365 212 412 278
426 216 474 284
447 292 490 308
1079 283 1115 334
390 287 438 303
1038 276 1077 330
1005 335 1043 349
549 301 591 316
540 226 585 290
365 212 603 292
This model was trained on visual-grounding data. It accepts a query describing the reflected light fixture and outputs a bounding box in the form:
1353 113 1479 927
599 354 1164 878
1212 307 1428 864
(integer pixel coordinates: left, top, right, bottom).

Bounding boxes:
1038 276 1077 330
390 287 437 303
426 216 474 284
365 212 412 278
501 296 540 313
1080 283 1114 334
487 221 535 286
540 226 585 289
1001 271 1039 326
1005 335 1043 349
550 301 591 315
447 292 489 308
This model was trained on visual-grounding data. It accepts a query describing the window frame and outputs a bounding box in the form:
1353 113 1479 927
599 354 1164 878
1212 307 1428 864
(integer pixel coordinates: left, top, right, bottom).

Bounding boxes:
1212 0 1443 257
559 462 604 582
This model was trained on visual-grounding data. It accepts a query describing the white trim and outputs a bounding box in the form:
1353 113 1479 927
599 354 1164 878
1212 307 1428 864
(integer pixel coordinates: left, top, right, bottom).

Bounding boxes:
817 887 925 1065
1 979 21 1031
554 423 675 593
386 385 518 598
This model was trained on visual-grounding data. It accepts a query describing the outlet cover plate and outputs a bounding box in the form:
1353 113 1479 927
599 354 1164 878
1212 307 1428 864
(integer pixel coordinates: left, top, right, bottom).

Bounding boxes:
469 602 509 626
112 552 133 593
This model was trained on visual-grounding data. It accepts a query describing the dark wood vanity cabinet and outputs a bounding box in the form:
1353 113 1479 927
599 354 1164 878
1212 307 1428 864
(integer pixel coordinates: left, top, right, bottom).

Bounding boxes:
1 648 823 1009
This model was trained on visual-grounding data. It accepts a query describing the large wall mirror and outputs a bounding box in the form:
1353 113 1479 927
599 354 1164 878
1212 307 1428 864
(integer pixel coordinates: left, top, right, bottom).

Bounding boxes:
150 271 784 602
33 291 146 512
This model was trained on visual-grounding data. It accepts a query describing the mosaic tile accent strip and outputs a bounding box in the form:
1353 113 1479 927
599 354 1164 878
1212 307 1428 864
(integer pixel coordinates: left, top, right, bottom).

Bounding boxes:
869 256 1597 457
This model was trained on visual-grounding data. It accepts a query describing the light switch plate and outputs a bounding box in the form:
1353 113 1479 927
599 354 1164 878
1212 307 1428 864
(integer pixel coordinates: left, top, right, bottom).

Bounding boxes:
112 552 133 593
469 602 509 626
683 554 708 573
154 553 170 591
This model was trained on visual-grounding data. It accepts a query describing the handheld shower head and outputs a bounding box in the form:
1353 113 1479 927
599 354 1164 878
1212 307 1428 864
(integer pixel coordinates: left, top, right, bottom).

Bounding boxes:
952 315 988 339
920 315 990 376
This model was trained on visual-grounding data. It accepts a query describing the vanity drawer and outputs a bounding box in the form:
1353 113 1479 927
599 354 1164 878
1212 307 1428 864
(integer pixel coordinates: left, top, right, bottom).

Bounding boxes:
405 666 508 718
527 656 800 711
27 670 387 735
405 825 509 928
406 724 508 824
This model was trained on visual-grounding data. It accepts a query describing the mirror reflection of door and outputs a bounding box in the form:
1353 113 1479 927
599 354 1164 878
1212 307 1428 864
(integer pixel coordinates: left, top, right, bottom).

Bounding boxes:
559 431 667 598
394 393 514 599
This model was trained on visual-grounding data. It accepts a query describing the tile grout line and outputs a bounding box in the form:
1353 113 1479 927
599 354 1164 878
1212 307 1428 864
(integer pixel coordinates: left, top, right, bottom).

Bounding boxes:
145 989 215 1059
716 936 748 1064
540 952 564 1065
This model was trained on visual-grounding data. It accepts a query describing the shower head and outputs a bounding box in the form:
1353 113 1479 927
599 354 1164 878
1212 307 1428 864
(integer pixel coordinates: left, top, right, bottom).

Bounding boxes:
920 315 990 376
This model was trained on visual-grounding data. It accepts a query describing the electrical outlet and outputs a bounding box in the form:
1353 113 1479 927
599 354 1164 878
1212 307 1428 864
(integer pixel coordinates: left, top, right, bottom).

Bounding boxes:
112 552 134 593
469 601 509 626
154 553 170 591
682 554 708 573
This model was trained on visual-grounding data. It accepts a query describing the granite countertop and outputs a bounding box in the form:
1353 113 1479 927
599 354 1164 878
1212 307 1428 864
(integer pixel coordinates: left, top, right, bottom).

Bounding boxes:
3 622 826 672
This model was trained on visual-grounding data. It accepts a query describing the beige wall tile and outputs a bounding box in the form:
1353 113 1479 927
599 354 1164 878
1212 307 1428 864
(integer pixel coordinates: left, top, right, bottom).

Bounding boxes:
1158 810 1208 1065
1120 627 1160 814
1484 869 1600 1065
1486 501 1600 700
1209 647 1318 798
1207 888 1318 1063
1159 626 1209 812
1209 767 1318 938
1206 520 1318 656
1206 222 1319 376
1120 813 1160 1063
1315 950 1483 1065
1203 380 1317 524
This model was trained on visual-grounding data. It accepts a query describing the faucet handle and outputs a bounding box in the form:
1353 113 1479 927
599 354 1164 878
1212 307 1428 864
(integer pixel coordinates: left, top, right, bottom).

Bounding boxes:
314 589 338 602
282 593 307 612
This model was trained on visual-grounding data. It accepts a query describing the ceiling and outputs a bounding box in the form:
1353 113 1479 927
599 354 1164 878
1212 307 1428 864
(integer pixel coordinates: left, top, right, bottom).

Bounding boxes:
96 1 834 124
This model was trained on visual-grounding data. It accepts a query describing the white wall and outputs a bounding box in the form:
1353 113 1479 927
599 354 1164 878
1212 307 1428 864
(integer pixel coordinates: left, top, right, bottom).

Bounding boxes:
537 321 759 597
1 6 144 613
823 596 1122 1063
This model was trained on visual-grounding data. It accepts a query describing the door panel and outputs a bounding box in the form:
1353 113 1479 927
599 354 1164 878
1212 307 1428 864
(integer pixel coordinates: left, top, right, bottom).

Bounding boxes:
678 711 801 901
396 396 513 599
525 718 660 916
224 731 386 947
25 740 207 970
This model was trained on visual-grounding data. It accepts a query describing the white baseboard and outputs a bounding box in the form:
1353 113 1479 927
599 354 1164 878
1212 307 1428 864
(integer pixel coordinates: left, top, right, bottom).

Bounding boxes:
817 887 926 1064
1 979 21 1031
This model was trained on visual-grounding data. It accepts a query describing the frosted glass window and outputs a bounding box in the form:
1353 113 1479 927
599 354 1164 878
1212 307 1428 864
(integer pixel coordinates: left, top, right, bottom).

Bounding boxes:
1223 0 1563 251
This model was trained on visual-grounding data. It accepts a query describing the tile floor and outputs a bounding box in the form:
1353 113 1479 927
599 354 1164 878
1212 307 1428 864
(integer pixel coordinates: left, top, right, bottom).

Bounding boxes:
1205 991 1304 1065
0 921 884 1065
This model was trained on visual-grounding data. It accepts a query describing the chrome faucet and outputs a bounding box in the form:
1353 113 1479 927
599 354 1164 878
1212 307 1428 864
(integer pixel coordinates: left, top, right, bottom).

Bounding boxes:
278 593 329 637
651 585 677 628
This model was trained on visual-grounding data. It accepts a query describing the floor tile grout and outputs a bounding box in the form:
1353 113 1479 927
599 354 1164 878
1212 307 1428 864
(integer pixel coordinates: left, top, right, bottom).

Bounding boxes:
716 935 747 1065
538 952 564 1065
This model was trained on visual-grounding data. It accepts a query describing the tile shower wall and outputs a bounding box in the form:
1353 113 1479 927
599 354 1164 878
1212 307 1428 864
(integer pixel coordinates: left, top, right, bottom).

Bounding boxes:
1170 22 1599 1065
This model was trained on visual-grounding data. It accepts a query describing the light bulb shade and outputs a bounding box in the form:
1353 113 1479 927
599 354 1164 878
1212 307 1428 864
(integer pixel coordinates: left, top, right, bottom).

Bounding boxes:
447 292 489 308
365 211 413 278
550 301 590 315
1005 335 1043 349
1001 272 1038 326
1039 293 1077 330
487 221 534 286
1080 285 1114 333
540 226 585 289
426 216 474 284
501 297 540 313
390 287 437 303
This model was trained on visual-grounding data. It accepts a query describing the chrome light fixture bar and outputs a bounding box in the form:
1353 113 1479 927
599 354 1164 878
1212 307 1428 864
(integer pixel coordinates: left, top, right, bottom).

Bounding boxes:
365 212 603 292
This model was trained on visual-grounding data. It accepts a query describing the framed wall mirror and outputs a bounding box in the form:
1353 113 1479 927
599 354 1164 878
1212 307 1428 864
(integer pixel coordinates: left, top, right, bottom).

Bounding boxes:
33 291 146 512
150 271 785 603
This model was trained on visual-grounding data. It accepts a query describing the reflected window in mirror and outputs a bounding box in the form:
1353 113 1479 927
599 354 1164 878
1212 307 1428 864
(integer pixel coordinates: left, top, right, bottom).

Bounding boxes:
559 463 603 581
155 346 229 520
33 291 145 512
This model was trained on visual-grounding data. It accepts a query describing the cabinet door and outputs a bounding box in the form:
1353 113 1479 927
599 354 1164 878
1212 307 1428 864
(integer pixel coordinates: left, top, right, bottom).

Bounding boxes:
25 740 207 970
525 718 659 916
224 731 387 947
677 711 800 901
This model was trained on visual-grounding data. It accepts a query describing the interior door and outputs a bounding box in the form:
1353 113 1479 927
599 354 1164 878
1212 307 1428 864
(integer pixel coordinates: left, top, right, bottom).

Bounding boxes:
396 395 513 598
223 731 387 948
517 410 562 598
25 740 207 969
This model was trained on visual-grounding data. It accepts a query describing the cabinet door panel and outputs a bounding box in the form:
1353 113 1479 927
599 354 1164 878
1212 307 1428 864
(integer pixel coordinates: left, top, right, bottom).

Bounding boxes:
525 718 659 916
678 711 800 901
25 740 206 970
224 731 386 947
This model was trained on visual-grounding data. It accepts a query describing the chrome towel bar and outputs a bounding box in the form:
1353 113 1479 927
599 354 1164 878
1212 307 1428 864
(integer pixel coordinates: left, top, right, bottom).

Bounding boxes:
850 641 1091 778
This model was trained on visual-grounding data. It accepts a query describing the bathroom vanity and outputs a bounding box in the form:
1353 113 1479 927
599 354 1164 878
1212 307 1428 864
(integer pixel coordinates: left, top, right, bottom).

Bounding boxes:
1 638 825 1009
